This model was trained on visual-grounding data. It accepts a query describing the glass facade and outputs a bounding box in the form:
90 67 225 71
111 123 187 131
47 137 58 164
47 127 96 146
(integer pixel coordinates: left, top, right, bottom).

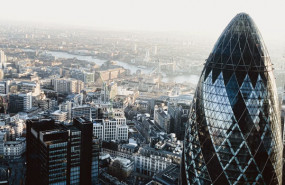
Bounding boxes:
182 13 283 184
26 118 98 185
92 138 100 185
70 131 81 185
49 142 68 185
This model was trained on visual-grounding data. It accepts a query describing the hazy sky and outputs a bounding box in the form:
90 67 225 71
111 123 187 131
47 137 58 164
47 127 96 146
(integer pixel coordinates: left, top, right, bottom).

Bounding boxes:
1 0 285 41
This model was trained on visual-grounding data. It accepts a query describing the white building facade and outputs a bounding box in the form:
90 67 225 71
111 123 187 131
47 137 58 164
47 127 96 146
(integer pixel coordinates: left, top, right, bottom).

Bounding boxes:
51 110 68 123
4 138 26 159
20 92 32 112
52 78 84 94
93 118 128 141
134 155 172 177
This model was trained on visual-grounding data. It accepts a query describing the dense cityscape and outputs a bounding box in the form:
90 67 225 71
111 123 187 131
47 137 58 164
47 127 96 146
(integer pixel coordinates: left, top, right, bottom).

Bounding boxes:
0 1 284 185
0 16 202 185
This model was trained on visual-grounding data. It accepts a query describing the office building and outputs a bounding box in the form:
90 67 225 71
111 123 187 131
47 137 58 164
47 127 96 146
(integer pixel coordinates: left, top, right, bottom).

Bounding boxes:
167 103 189 140
72 105 91 121
134 155 172 177
8 93 32 113
52 78 84 94
18 81 41 96
0 81 10 94
93 118 128 141
154 106 170 133
70 69 94 84
50 110 68 123
108 157 133 180
3 138 26 159
92 138 100 185
26 118 99 185
181 13 283 184
0 50 7 69
60 101 73 120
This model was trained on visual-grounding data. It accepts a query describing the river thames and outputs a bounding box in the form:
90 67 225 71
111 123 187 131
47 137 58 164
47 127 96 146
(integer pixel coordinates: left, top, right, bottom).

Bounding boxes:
25 49 200 85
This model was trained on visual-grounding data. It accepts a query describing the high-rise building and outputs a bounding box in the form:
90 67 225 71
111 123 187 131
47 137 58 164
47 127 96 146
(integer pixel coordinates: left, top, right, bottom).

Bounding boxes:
181 13 283 184
0 81 10 94
26 118 99 185
92 138 100 185
8 93 32 113
26 119 66 185
60 101 74 120
0 50 7 69
168 102 189 140
154 106 171 133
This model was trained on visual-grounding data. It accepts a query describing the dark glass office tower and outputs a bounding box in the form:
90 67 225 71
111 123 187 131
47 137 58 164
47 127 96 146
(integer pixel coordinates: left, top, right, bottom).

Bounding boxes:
92 138 100 185
181 13 283 184
26 118 99 185
26 119 68 185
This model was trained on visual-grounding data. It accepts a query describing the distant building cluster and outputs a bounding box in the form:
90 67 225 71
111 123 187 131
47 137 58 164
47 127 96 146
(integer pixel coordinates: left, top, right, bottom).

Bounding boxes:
0 47 193 184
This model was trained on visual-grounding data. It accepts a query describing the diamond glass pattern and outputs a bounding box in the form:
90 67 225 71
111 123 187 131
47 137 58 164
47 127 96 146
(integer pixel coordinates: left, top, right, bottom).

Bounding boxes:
181 13 283 185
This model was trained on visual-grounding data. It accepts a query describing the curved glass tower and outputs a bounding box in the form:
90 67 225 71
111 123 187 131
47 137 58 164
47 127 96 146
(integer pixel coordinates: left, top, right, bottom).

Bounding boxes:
182 13 283 184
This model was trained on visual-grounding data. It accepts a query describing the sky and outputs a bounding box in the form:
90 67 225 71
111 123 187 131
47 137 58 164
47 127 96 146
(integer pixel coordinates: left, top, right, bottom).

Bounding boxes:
1 0 285 41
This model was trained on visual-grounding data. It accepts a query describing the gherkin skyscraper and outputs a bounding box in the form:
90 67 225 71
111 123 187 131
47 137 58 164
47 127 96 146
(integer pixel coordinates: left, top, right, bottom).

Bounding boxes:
181 13 283 185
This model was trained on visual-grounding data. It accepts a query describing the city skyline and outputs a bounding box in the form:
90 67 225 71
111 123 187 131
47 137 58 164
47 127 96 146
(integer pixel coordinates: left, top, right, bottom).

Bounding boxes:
0 0 285 41
0 1 284 184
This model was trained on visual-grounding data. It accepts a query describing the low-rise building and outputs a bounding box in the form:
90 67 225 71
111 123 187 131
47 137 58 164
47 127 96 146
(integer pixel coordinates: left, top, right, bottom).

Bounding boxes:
72 105 91 121
93 119 128 141
118 143 138 155
153 164 180 185
108 157 133 180
50 110 67 123
4 138 26 159
18 81 41 96
134 155 172 177
52 78 84 94
134 100 150 113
